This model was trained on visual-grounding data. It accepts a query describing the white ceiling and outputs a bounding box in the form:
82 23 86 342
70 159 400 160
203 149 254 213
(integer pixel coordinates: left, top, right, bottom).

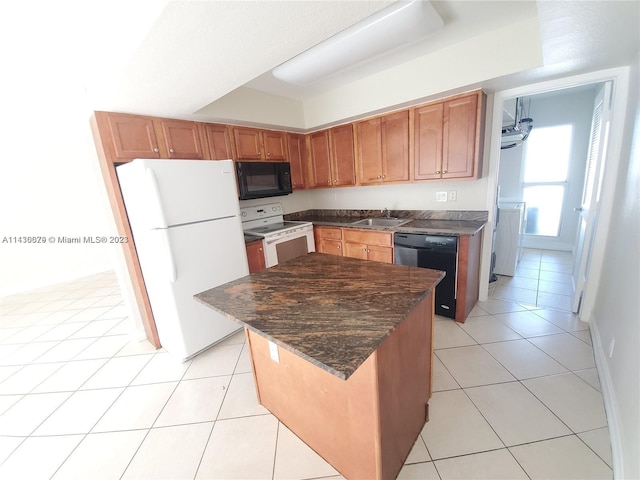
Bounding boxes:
84 0 639 126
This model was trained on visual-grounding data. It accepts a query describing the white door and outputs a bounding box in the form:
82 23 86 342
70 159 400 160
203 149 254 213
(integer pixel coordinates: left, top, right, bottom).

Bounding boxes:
572 82 612 313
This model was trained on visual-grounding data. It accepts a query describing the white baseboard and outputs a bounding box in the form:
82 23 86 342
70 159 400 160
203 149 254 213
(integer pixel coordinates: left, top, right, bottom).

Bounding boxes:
589 316 625 479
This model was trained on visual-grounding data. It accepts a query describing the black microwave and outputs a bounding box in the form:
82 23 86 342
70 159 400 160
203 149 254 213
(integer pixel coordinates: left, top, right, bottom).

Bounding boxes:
236 161 293 200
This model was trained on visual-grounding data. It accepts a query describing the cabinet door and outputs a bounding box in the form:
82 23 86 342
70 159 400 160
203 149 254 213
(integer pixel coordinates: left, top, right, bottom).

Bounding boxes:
160 120 205 160
287 134 306 189
309 130 333 188
367 245 394 264
442 94 478 179
319 239 343 256
262 130 287 161
205 124 234 160
234 127 263 160
106 113 161 161
330 124 357 187
343 242 369 260
355 118 383 185
246 240 266 273
343 229 393 247
381 110 410 182
414 103 443 180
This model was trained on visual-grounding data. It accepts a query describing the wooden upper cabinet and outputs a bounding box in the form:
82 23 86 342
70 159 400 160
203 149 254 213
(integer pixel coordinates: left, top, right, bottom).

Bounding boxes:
356 111 409 185
309 130 333 187
104 113 161 161
262 130 287 161
414 103 444 180
204 123 234 160
233 127 263 160
287 133 307 189
233 127 287 161
160 120 205 160
414 91 485 180
442 93 479 179
329 124 357 187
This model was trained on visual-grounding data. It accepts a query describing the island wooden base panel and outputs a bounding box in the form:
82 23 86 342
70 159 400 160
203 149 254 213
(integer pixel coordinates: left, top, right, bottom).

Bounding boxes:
245 294 433 480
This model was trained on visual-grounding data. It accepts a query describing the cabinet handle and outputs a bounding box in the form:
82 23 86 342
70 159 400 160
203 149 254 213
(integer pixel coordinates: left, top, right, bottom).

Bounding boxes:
267 152 271 156
436 170 441 174
337 245 341 249
169 148 175 154
333 179 337 184
259 248 263 251
382 175 386 179
327 180 331 184
153 147 159 153
367 249 371 253
443 170 447 174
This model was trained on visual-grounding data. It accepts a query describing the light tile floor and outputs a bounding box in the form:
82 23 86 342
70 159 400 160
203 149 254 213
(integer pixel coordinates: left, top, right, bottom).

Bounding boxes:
0 248 613 479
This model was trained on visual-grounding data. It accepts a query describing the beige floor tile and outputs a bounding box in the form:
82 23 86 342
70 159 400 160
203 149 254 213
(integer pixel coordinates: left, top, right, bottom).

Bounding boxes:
2 341 59 365
421 389 503 460
540 262 572 273
457 315 522 344
533 309 588 331
131 352 191 385
574 368 601 391
482 339 567 379
436 346 515 388
0 436 23 464
0 362 64 394
234 343 253 374
217 372 269 420
434 448 528 479
68 318 123 339
475 298 529 315
570 329 592 345
494 310 564 337
537 291 572 311
34 387 123 435
397 461 440 479
509 435 613 479
0 435 83 479
115 339 158 357
183 343 243 380
80 354 153 389
465 382 572 446
154 376 231 427
33 322 85 342
64 306 113 323
92 382 177 432
538 270 573 284
196 415 278 479
0 391 71 435
497 275 539 290
52 430 147 480
405 435 431 464
0 394 21 416
522 373 607 433
538 279 574 295
513 266 540 280
493 285 538 305
122 423 214 479
528 333 596 370
273 423 339 480
431 354 459 392
433 318 477 349
73 334 131 360
578 427 613 468
2 324 55 344
216 329 246 346
34 337 97 363
32 358 108 393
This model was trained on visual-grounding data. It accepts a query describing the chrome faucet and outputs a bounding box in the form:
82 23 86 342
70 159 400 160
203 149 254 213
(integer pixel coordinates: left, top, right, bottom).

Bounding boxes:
382 207 391 218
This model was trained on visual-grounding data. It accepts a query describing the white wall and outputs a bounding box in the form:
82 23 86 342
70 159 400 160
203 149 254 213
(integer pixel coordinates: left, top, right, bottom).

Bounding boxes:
0 4 116 296
497 88 597 251
589 54 640 480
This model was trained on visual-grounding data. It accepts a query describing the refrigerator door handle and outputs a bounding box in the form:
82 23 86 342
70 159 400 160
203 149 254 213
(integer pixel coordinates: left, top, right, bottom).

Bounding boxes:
145 167 169 228
158 229 177 283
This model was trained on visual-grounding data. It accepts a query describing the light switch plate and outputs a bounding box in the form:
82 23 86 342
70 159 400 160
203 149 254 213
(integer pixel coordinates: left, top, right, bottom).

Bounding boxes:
436 191 448 202
268 340 280 363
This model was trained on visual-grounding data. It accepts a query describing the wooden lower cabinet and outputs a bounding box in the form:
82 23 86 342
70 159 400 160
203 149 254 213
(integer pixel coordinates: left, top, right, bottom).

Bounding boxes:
455 231 482 323
246 240 266 273
316 227 393 264
314 226 343 255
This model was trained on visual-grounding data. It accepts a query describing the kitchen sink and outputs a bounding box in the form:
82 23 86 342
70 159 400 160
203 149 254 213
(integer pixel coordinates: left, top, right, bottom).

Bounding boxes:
351 218 411 227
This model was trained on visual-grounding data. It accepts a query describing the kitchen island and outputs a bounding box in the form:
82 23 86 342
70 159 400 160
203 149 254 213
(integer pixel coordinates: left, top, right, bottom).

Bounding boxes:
195 253 443 480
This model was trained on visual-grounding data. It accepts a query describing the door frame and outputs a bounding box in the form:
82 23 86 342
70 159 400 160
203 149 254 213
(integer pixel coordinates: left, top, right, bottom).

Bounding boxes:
481 66 630 324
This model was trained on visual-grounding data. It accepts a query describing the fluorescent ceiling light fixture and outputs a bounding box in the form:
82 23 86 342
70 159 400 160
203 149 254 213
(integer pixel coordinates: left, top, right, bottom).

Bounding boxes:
272 0 444 85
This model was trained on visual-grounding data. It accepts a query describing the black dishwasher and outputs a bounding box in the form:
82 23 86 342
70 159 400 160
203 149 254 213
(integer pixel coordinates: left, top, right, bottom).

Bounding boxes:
394 233 458 318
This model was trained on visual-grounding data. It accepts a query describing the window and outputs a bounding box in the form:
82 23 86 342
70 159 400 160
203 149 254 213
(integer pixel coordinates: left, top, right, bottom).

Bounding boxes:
522 125 573 236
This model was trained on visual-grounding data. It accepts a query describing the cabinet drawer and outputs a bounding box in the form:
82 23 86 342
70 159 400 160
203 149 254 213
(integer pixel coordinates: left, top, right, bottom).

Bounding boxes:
343 229 393 247
316 227 343 240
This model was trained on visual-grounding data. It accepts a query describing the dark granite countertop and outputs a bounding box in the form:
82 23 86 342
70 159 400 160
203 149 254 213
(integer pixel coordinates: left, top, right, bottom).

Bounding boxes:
244 233 263 244
195 253 444 380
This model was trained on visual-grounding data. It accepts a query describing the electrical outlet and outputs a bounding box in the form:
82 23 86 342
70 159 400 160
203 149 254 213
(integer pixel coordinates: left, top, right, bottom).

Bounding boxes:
269 340 280 363
448 190 457 202
436 191 448 202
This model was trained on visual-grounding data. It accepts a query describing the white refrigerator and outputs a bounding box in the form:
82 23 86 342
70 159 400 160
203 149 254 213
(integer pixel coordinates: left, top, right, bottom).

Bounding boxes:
116 159 248 361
